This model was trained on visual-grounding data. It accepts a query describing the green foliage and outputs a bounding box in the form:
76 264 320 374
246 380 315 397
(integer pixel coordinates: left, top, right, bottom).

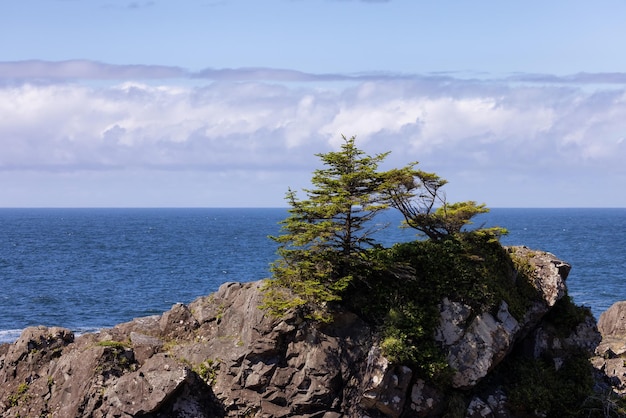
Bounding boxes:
96 340 130 349
16 383 28 396
7 382 29 407
509 249 543 301
477 299 600 418
273 135 392 256
194 359 219 386
504 355 595 417
380 304 450 382
442 391 468 418
267 135 403 315
343 231 533 382
263 135 589 403
543 295 593 338
260 280 324 320
265 135 509 327
581 390 626 417
385 167 503 240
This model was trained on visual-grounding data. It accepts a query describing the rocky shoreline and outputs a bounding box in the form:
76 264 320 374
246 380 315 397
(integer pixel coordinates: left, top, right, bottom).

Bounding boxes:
1 247 625 417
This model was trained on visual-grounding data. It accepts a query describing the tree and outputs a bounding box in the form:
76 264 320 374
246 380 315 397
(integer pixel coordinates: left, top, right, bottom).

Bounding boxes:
384 168 500 240
268 135 399 315
264 135 502 319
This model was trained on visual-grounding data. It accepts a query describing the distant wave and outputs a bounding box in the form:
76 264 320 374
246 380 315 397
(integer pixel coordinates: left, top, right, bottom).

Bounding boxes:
0 326 104 345
0 329 23 344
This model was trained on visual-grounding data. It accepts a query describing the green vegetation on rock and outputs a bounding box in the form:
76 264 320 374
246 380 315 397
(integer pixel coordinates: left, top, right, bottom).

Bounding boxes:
343 231 540 381
264 135 499 321
263 135 517 379
485 348 596 417
262 134 597 414
7 382 30 408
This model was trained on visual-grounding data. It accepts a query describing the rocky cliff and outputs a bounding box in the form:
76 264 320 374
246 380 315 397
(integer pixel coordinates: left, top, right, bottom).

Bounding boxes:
592 301 626 401
0 247 616 417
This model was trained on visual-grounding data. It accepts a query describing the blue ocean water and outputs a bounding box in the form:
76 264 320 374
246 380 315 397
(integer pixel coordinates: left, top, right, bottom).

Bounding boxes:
1 208 624 343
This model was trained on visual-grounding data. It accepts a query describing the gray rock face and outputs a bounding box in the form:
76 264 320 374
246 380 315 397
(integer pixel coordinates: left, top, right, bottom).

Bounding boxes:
435 299 520 388
434 247 572 389
592 301 626 396
0 282 374 417
361 347 413 418
597 301 626 356
0 248 599 417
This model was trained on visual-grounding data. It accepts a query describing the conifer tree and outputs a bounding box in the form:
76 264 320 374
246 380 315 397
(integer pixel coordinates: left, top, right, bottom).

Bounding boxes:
265 135 499 319
384 168 499 240
268 135 400 315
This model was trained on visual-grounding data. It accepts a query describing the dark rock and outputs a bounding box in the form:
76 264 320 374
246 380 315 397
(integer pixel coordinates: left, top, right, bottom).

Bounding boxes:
408 378 444 417
0 250 606 417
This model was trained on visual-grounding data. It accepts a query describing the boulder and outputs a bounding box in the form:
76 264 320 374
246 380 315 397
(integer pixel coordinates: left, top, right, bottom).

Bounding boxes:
435 247 571 389
361 346 413 418
408 378 444 417
436 300 520 388
592 301 626 396
596 301 626 356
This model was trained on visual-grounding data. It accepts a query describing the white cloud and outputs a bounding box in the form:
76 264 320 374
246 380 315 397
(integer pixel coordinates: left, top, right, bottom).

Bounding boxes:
2 66 626 206
0 60 185 80
2 76 625 172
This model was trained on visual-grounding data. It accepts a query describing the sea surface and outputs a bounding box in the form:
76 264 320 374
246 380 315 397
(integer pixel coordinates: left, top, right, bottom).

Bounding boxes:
1 208 625 344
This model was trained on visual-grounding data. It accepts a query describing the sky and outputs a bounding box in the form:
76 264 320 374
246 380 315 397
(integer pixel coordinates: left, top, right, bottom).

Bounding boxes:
1 0 626 208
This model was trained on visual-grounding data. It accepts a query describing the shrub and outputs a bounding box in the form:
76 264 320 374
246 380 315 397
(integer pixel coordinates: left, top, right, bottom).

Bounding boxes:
342 231 536 383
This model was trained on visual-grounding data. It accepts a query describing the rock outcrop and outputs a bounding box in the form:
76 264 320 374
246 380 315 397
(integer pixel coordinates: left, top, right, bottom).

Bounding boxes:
0 247 604 417
592 301 626 397
433 246 575 390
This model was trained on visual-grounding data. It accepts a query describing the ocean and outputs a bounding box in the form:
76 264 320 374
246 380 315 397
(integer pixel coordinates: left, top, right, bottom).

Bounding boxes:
1 208 625 344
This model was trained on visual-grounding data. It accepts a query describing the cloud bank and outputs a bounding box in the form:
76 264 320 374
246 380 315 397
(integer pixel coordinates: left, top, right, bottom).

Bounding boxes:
2 61 626 206
0 60 186 80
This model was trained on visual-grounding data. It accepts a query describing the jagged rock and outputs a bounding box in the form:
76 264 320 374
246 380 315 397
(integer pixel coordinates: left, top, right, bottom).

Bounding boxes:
596 301 626 356
361 346 413 418
408 378 444 417
129 331 164 364
510 247 569 328
466 390 510 418
436 300 520 388
434 298 472 346
565 314 602 353
0 249 603 417
455 303 517 388
159 303 199 339
521 248 569 307
592 301 626 396
466 396 493 418
434 247 570 390
525 313 600 368
599 301 626 337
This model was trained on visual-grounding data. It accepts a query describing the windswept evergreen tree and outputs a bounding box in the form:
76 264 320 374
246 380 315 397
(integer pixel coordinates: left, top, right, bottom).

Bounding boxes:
383 168 497 240
264 134 501 319
267 135 403 318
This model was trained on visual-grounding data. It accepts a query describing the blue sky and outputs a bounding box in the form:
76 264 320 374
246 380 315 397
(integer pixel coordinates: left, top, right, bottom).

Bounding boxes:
1 0 626 207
